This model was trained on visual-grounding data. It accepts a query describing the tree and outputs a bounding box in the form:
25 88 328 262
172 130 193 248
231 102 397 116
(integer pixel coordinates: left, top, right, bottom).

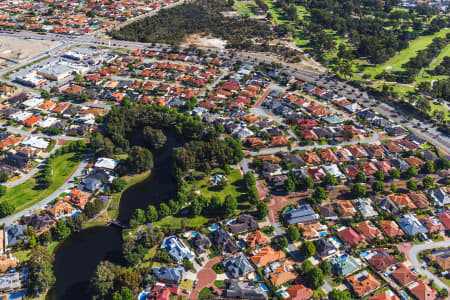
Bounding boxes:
247 187 259 204
0 172 8 183
286 225 300 242
422 176 434 189
372 180 385 193
143 127 167 150
355 172 367 183
285 178 295 192
436 157 450 170
158 203 170 219
423 161 435 174
407 180 417 190
40 89 50 99
391 183 398 193
0 201 15 217
328 289 353 300
300 176 314 190
311 187 327 204
146 205 159 222
183 258 195 272
27 246 55 296
53 220 70 241
131 208 146 225
439 288 448 299
118 146 153 175
113 287 133 300
90 261 115 299
300 241 316 258
389 169 400 179
256 201 268 219
404 166 418 178
322 173 337 186
304 267 324 289
351 183 366 198
319 260 331 276
168 199 180 215
111 178 127 193
0 185 6 196
223 194 237 217
374 170 384 181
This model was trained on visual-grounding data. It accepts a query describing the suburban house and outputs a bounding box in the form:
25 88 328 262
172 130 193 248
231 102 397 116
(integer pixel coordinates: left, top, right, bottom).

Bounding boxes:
229 214 258 233
250 246 285 267
222 280 268 300
330 255 362 276
284 204 319 225
189 233 211 255
152 265 184 284
221 253 254 278
23 213 56 235
354 198 378 218
314 238 337 258
370 290 400 300
427 248 450 270
399 214 427 236
4 224 27 247
286 284 313 300
46 201 76 219
209 228 238 254
357 221 383 241
380 221 404 237
347 271 380 297
319 204 338 220
245 231 270 248
160 236 195 263
339 227 365 246
267 260 297 286
390 263 418 286
367 252 398 272
409 280 438 300
429 188 450 206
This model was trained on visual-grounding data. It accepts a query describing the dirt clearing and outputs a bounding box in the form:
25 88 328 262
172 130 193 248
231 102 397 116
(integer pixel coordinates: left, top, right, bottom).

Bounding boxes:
0 36 61 62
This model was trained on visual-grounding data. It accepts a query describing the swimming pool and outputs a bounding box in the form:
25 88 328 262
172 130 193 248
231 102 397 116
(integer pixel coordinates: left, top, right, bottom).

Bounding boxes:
237 241 245 248
209 225 219 230
138 292 147 300
360 251 369 258
260 283 269 292
400 291 409 299
191 232 198 236
71 211 81 217
319 232 327 237
340 254 348 259
254 275 260 281
332 236 342 244
8 293 24 300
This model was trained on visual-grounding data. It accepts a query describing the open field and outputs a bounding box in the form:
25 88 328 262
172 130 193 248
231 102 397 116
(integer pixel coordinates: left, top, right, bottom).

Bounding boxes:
0 36 61 63
0 152 81 214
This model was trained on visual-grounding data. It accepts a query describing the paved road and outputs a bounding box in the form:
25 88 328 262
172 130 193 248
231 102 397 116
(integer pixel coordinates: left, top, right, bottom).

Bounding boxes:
409 240 450 290
2 145 60 188
0 154 89 226
5 125 84 141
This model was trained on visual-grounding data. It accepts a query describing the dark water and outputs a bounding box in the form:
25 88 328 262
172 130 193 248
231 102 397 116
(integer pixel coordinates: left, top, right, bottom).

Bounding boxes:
51 133 178 300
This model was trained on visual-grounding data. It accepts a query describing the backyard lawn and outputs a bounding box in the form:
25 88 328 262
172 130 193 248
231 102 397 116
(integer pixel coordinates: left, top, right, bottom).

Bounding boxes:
154 215 209 229
1 152 82 214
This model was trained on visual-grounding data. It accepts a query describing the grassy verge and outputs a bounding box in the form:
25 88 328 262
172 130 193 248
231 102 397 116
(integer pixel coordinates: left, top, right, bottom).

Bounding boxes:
0 152 81 214
107 171 150 220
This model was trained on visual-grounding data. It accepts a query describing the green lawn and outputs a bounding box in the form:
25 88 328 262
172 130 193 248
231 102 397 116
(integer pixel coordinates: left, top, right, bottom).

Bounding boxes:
426 43 450 71
154 215 209 229
198 287 214 299
214 280 225 289
187 169 248 211
233 1 256 16
180 279 195 291
1 152 81 214
362 28 450 77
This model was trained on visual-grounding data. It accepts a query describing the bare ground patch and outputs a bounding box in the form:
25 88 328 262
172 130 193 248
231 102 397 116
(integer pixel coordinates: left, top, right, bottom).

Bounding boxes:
0 36 61 62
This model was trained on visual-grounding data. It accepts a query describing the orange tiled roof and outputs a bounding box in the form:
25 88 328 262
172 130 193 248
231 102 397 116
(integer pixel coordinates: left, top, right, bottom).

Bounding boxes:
380 221 404 237
246 231 270 248
347 273 380 297
251 246 285 267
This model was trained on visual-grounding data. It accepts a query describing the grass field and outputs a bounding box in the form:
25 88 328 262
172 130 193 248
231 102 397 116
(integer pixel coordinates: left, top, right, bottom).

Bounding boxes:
233 1 256 16
362 28 450 77
154 215 209 229
188 169 244 200
1 152 81 214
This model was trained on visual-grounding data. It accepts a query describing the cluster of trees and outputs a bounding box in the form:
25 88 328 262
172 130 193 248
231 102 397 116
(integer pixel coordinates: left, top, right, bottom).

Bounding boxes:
109 0 273 50
122 226 164 266
90 261 141 300
400 36 449 83
27 246 56 296
300 259 329 290
429 56 450 76
116 146 153 176
418 78 450 102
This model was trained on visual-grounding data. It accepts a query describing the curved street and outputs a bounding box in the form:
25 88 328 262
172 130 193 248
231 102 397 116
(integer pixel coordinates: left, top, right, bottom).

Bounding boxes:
408 240 450 290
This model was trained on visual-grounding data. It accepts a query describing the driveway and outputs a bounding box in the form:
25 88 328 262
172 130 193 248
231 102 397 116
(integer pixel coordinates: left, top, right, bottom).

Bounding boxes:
408 240 450 290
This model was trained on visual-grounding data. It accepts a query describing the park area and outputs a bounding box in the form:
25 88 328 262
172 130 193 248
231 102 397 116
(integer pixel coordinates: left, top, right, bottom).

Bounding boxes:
0 151 82 215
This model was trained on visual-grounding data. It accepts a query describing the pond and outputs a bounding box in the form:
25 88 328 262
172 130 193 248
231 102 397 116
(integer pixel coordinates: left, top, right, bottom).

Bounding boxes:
50 132 179 300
